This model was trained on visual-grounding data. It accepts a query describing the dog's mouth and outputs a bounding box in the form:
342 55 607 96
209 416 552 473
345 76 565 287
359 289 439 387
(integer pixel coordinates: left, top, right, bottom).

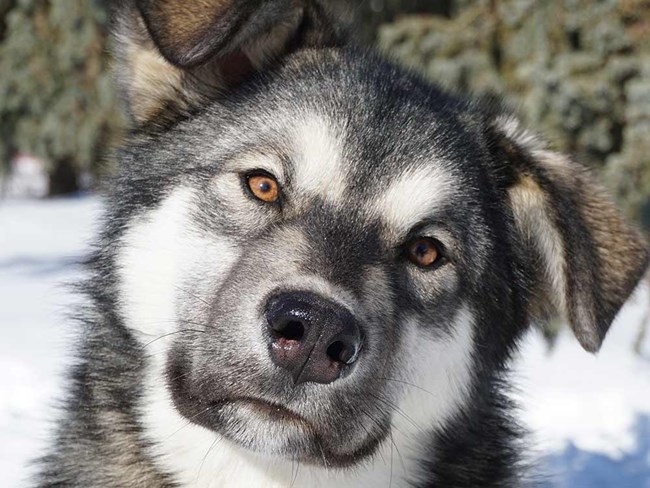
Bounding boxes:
223 397 309 426
175 394 386 467
167 358 388 467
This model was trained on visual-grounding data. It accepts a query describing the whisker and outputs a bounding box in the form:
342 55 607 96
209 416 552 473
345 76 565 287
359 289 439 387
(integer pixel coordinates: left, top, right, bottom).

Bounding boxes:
356 407 386 466
176 318 218 330
166 369 194 384
174 284 212 307
315 438 330 474
389 427 406 476
289 457 301 488
367 392 426 435
357 405 393 468
165 405 213 441
142 328 205 349
135 318 218 330
377 377 438 398
196 435 222 485
143 349 179 359
389 430 394 488
357 405 383 433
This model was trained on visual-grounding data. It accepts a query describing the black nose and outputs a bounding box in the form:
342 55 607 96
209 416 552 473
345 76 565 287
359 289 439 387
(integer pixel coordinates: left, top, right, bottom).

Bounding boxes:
265 291 362 385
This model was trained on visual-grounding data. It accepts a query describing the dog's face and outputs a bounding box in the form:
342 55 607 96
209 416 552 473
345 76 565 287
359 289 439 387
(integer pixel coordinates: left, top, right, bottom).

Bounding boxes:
110 0 648 473
118 61 493 465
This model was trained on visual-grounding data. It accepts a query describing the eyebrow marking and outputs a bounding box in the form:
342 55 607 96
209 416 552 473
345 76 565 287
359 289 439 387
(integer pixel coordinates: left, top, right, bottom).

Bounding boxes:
374 164 456 236
229 152 286 182
290 114 347 204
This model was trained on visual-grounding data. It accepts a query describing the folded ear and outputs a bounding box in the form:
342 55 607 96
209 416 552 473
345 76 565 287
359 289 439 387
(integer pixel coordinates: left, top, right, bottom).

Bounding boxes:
487 114 649 352
111 0 350 126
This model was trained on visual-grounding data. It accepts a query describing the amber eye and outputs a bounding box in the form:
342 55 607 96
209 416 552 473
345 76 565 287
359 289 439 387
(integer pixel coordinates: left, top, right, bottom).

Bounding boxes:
246 173 280 203
406 238 442 268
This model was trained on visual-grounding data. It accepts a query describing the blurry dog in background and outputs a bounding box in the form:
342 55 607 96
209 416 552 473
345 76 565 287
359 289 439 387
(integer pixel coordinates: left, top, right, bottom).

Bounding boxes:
36 1 648 486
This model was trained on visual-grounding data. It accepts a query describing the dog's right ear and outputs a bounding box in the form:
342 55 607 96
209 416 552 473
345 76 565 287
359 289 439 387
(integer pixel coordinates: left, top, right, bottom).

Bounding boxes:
111 0 350 127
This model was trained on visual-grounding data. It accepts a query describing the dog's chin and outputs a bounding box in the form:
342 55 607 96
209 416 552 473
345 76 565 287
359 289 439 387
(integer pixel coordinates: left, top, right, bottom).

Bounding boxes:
171 393 386 468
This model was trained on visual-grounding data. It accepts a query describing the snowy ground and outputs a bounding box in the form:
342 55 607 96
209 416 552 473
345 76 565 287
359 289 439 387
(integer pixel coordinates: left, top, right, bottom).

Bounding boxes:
1 196 649 487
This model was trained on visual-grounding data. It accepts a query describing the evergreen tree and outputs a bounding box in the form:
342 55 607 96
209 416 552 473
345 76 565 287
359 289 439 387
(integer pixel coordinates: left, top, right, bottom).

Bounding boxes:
358 0 454 42
377 0 650 231
0 0 124 195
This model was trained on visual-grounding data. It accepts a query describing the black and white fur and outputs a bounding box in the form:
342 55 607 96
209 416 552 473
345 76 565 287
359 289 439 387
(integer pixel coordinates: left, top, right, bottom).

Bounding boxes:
36 1 649 487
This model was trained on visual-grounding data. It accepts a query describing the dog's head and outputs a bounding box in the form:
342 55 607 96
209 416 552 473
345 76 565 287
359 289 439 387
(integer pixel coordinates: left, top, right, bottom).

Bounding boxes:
109 0 648 471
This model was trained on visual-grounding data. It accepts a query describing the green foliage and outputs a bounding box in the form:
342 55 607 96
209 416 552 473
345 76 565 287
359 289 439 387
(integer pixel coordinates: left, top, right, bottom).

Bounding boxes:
378 0 650 231
356 0 454 43
0 0 124 192
0 0 648 206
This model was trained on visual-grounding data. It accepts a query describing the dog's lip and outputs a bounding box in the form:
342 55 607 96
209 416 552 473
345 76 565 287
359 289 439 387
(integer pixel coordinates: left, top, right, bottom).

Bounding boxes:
167 358 307 427
167 353 386 466
222 397 386 468
171 380 388 468
226 397 307 424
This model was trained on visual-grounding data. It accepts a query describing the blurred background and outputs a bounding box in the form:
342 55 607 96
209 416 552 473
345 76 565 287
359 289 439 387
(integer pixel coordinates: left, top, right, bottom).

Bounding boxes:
0 1 649 486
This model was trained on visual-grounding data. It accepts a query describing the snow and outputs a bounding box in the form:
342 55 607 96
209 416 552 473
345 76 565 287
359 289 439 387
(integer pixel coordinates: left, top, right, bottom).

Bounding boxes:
0 197 102 487
513 293 650 487
1 155 49 198
1 196 649 487
514 295 650 459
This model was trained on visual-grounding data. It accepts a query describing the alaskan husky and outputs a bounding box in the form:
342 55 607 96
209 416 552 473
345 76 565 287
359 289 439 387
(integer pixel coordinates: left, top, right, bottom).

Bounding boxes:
36 1 648 486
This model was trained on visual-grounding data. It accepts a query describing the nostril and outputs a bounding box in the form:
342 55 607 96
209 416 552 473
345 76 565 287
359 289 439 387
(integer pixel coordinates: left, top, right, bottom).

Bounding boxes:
273 320 305 341
326 340 356 364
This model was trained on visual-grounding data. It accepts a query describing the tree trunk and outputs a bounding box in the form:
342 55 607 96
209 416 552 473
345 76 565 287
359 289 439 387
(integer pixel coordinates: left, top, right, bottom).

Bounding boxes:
48 158 79 196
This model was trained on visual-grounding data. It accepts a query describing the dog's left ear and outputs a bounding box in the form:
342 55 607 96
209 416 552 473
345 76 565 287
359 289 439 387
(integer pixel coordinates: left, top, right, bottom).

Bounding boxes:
487 115 649 352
